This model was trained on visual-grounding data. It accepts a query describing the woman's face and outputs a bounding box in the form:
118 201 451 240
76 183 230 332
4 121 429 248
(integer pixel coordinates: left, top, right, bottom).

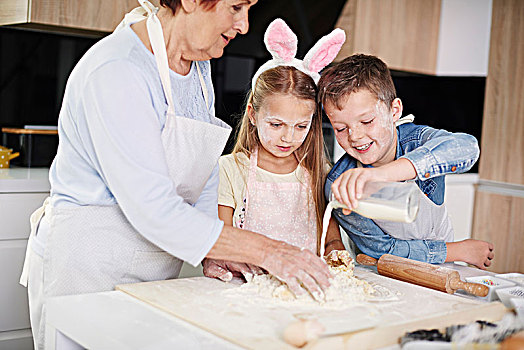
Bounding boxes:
190 0 257 59
249 93 315 159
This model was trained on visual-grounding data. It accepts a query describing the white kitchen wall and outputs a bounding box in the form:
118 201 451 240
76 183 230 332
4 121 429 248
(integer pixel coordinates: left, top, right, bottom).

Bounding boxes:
444 173 479 242
436 0 492 76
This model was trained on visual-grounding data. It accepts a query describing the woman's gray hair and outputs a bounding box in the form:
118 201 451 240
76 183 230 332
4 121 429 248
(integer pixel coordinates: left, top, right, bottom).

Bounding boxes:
160 0 220 14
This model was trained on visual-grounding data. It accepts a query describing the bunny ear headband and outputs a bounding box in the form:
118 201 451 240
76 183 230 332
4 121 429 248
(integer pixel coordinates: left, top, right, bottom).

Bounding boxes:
251 18 346 91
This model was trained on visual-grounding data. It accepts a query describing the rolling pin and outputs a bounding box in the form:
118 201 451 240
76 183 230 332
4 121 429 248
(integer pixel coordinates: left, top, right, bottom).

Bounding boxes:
356 254 489 297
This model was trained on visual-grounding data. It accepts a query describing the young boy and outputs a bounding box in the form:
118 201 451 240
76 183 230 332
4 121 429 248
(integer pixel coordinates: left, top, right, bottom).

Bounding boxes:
318 54 494 269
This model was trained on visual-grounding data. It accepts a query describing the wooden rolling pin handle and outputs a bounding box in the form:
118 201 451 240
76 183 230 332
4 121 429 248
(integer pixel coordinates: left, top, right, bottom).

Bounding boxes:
356 254 378 266
448 276 489 297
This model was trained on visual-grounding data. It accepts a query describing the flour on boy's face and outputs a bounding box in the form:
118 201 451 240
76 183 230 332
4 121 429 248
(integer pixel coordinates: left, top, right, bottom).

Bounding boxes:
326 89 398 167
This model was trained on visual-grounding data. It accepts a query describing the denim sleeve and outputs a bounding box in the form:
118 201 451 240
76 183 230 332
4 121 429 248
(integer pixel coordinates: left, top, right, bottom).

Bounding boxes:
333 209 448 264
400 127 479 181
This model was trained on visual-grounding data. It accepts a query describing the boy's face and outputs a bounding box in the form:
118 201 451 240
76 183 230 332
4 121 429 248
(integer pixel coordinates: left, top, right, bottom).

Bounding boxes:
325 89 402 167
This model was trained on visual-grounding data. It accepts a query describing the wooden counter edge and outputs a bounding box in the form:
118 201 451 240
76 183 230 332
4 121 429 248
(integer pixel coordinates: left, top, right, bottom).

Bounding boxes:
306 302 509 349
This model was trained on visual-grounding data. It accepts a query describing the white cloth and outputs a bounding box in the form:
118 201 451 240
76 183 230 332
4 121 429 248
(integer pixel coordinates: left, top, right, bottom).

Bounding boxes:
373 188 455 242
353 129 455 243
21 2 231 348
378 114 454 242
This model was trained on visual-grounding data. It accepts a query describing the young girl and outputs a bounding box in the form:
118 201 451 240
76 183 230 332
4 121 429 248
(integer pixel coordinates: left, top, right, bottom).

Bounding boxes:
203 19 346 281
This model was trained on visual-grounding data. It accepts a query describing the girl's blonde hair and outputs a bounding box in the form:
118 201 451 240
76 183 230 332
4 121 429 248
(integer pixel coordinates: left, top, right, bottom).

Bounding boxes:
233 66 329 255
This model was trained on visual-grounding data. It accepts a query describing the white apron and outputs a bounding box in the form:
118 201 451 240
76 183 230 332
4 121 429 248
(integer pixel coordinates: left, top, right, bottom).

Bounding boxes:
20 1 230 347
243 149 318 253
372 185 454 242
362 114 454 242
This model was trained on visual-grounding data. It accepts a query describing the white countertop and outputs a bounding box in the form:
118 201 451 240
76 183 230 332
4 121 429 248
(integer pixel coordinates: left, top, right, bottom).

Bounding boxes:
45 263 496 350
46 289 242 350
0 167 50 193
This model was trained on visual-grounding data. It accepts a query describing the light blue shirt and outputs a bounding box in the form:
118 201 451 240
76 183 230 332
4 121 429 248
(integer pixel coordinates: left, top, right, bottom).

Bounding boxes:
32 25 224 266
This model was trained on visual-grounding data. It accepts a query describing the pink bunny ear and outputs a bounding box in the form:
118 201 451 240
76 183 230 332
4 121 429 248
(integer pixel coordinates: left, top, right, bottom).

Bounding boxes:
303 29 346 73
264 18 297 62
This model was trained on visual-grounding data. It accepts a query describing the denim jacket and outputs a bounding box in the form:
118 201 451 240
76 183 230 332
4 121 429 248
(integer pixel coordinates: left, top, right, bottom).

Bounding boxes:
325 121 479 264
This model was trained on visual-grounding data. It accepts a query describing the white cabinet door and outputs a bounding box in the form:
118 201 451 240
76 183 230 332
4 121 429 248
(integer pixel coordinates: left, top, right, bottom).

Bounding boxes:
0 240 30 331
0 193 48 240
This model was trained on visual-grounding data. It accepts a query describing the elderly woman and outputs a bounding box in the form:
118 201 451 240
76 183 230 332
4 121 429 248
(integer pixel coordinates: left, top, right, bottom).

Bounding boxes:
20 0 331 348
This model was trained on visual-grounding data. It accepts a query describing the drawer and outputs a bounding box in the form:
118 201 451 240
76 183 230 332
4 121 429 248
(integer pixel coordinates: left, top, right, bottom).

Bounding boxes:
0 240 30 331
0 193 48 240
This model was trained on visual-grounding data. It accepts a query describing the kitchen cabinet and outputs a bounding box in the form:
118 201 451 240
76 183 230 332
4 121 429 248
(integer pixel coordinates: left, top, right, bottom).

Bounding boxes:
0 168 50 349
472 0 524 273
473 191 523 273
1 0 159 34
335 0 492 76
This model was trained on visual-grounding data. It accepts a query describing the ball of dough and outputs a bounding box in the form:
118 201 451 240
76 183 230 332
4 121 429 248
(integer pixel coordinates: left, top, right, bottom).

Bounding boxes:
283 319 325 347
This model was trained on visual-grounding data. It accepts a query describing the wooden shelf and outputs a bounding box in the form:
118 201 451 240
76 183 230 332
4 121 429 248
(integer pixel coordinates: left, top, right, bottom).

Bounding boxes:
0 0 158 34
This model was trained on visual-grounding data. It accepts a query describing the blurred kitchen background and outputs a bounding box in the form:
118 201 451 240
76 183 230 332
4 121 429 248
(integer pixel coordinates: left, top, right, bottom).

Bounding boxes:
1 0 487 168
1 0 522 348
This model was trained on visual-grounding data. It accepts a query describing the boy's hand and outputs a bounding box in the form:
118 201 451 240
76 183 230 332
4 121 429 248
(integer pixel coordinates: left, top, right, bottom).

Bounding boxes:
445 239 494 269
331 167 389 213
331 159 417 214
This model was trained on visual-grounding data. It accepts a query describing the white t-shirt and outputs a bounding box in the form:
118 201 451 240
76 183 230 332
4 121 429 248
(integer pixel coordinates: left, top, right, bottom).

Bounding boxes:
218 153 307 229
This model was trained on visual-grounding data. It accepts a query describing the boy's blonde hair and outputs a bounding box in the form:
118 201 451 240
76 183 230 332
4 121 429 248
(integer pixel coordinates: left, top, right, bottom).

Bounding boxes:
318 54 397 111
233 66 328 254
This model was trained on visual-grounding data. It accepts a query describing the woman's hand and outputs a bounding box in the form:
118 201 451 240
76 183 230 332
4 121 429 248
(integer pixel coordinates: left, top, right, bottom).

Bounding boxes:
259 241 332 301
207 226 331 301
202 258 263 282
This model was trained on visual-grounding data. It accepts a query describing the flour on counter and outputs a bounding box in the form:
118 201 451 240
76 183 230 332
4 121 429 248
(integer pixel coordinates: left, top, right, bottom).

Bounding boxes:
224 258 396 308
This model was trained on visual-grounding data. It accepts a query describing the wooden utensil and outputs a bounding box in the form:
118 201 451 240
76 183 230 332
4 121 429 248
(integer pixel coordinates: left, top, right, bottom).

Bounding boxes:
356 253 489 297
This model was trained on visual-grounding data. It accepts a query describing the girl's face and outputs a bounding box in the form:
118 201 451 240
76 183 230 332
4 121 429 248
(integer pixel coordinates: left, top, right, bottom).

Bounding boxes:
326 89 401 167
249 93 315 159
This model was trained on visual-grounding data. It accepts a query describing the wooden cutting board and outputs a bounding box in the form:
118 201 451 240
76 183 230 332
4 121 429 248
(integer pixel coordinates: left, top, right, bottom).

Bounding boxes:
116 267 507 349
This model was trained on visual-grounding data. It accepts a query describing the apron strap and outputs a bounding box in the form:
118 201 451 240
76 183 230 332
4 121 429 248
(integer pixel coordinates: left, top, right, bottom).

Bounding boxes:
141 1 177 116
114 1 176 116
19 197 50 287
247 149 258 185
116 1 211 118
195 63 211 111
395 114 415 126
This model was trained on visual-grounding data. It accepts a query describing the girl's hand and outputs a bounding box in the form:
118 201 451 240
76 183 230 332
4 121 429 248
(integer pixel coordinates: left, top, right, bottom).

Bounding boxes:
202 258 263 282
324 239 345 257
331 167 389 213
324 249 352 269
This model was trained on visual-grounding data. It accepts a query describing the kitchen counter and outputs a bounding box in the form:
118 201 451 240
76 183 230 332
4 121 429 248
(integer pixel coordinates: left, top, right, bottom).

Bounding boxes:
46 291 242 350
0 167 50 193
45 263 499 350
0 167 50 349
